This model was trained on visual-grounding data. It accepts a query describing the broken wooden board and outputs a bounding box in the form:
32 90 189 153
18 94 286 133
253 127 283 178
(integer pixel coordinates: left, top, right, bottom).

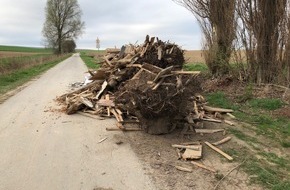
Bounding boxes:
80 96 94 108
203 105 234 113
195 129 224 134
182 145 202 160
96 81 108 99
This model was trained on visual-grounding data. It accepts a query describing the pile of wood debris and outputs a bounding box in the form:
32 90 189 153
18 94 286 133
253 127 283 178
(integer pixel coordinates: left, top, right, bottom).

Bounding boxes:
58 35 234 134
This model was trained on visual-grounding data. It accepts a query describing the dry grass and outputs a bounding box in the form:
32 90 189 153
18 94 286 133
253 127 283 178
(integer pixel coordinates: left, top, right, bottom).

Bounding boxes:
184 50 205 63
0 51 42 58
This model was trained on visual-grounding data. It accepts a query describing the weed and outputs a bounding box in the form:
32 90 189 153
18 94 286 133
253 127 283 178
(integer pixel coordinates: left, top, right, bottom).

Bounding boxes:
183 63 208 71
281 140 290 148
228 128 258 143
206 91 239 110
248 98 284 110
238 83 254 102
259 152 289 169
245 159 280 189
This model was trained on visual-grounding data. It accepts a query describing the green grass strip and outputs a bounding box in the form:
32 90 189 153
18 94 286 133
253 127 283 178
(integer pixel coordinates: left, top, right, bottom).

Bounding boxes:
79 51 100 69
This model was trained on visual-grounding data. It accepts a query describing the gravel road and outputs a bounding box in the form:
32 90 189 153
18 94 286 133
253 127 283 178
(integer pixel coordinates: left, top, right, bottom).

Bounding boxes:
0 54 155 190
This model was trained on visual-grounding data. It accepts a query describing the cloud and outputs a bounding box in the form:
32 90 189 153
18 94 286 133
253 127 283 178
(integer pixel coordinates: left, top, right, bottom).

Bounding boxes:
0 0 202 49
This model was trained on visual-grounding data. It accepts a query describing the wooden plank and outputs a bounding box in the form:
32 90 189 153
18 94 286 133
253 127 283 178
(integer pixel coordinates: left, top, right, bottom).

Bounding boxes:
153 66 174 83
203 105 234 113
59 80 100 101
172 144 201 150
152 77 165 90
77 111 101 119
226 113 236 119
171 71 200 75
142 63 162 73
120 120 140 124
224 119 234 126
182 146 202 160
96 81 108 99
106 94 111 116
126 64 142 68
213 136 232 146
202 118 222 123
104 56 112 67
205 141 233 161
131 69 144 80
191 161 216 173
195 129 224 134
80 96 94 108
115 109 124 122
110 108 120 122
157 45 163 60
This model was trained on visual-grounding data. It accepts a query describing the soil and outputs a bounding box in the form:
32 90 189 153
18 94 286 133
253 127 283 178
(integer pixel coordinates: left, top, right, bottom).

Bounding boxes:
121 121 262 190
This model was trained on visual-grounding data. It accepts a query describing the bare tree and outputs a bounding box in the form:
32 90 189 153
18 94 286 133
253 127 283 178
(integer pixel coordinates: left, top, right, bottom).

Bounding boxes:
173 0 236 76
237 0 287 84
42 0 85 54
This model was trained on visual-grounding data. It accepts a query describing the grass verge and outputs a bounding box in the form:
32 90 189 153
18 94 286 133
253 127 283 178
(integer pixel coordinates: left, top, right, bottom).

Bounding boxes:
205 91 290 189
183 62 208 71
79 51 101 69
0 54 71 95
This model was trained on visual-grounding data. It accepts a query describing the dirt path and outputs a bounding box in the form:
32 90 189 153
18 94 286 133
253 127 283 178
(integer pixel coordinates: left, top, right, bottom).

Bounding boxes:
0 54 155 190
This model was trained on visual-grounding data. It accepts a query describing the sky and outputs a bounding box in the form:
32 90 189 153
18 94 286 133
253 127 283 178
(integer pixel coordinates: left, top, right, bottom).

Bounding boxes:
0 0 202 50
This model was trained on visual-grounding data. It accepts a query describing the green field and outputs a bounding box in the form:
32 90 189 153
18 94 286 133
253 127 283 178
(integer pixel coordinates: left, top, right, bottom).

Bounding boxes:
0 45 52 53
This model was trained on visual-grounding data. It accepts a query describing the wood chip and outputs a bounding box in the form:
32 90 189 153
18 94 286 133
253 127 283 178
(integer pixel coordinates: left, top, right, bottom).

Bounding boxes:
98 137 108 143
174 165 193 173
